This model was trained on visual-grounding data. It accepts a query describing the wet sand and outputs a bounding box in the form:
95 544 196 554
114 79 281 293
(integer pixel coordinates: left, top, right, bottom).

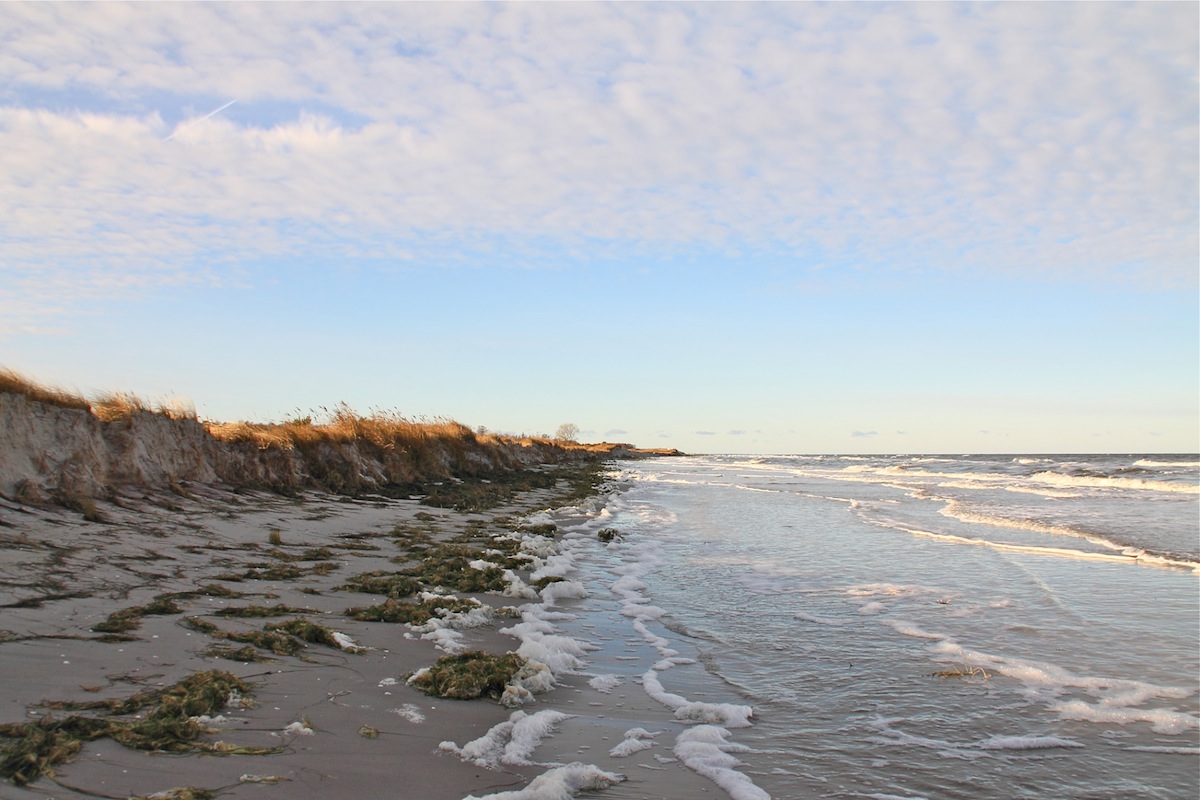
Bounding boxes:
0 482 562 799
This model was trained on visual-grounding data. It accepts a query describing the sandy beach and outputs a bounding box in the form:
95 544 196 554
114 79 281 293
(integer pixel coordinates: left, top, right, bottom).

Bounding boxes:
0 475 622 799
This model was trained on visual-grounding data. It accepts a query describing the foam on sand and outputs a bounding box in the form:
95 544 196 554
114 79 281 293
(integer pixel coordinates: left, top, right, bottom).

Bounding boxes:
498 532 599 680
609 727 661 757
587 674 623 693
462 762 625 800
641 670 755 728
441 709 574 768
673 726 769 800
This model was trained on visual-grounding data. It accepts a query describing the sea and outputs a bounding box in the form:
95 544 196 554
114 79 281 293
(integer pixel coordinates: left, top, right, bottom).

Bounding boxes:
489 454 1199 800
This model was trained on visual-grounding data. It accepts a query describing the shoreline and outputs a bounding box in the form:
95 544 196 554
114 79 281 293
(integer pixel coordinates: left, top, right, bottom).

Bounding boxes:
0 468 636 799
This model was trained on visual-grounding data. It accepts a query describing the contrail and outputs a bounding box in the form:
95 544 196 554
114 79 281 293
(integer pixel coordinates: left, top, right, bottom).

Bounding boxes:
163 98 238 141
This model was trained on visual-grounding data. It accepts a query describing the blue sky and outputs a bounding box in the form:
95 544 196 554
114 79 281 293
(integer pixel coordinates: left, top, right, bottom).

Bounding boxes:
2 2 1197 454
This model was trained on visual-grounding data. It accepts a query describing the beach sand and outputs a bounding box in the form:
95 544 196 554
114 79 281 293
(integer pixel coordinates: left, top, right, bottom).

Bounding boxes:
0 476 716 800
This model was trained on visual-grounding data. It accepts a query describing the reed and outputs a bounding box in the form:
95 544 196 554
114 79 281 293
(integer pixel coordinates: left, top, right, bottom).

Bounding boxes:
0 368 90 411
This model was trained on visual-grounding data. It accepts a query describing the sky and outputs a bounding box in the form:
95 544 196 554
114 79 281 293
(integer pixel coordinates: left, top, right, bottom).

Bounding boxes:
1 2 1197 455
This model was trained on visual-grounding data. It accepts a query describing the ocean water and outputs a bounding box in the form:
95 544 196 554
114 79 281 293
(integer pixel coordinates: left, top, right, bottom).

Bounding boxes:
502 454 1199 800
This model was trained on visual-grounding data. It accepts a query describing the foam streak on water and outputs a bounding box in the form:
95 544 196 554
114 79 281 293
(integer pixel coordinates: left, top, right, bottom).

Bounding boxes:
583 454 1199 799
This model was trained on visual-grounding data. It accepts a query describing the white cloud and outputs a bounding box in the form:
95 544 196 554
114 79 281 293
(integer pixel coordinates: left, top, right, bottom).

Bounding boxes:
1 2 1196 328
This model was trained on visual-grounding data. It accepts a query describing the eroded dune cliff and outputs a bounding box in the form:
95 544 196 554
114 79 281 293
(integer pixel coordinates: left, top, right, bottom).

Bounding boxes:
0 388 666 506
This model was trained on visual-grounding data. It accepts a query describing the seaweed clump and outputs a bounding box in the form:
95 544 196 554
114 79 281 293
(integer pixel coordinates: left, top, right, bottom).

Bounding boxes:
338 571 423 599
407 651 525 701
420 470 560 512
346 596 479 625
265 618 353 651
182 617 304 657
92 597 183 637
214 604 314 618
0 671 271 787
596 528 623 543
131 790 215 800
411 553 508 593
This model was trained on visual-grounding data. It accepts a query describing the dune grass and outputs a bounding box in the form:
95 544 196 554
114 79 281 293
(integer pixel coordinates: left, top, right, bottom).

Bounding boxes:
0 368 197 421
0 369 91 412
205 404 487 462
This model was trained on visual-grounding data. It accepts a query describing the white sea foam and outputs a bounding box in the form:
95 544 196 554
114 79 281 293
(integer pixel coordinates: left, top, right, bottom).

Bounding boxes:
631 619 678 658
1122 745 1200 754
794 611 848 626
883 620 944 640
495 532 599 683
641 669 688 709
622 603 667 620
1051 699 1198 734
1134 459 1200 468
504 710 575 765
609 727 660 757
872 518 1168 568
1029 470 1199 494
514 635 591 674
502 659 556 707
462 763 624 800
540 580 588 604
975 735 1084 750
938 500 1131 552
413 602 495 654
1001 485 1083 498
441 709 573 768
674 726 769 800
389 704 425 723
641 670 754 728
588 674 623 694
530 554 576 581
870 718 1083 753
929 641 1199 735
282 721 314 736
